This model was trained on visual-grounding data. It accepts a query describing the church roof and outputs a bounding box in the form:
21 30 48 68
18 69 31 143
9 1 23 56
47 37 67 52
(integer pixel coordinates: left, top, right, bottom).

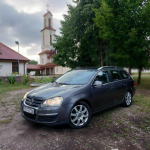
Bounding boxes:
43 62 58 67
0 42 30 62
43 11 53 17
38 50 51 55
41 27 56 32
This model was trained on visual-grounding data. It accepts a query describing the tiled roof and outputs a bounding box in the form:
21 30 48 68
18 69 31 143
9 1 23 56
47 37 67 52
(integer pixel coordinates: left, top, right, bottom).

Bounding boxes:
0 42 30 62
27 63 59 70
38 50 51 55
41 27 56 32
27 64 44 70
43 62 58 67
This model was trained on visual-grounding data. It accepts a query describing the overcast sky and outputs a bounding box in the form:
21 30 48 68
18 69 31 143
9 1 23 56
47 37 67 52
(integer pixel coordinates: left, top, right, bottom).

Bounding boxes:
0 0 74 62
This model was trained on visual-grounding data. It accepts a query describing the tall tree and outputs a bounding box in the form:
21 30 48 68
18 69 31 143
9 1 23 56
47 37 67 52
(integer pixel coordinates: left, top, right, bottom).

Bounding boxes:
93 0 150 84
52 0 112 69
28 60 38 65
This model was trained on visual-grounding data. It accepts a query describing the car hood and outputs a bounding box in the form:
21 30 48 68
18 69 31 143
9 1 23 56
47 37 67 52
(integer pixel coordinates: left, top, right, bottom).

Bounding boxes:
28 83 83 100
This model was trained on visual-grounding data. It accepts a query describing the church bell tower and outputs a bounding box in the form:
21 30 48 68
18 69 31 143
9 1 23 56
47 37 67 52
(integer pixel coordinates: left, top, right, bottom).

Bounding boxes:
41 6 56 51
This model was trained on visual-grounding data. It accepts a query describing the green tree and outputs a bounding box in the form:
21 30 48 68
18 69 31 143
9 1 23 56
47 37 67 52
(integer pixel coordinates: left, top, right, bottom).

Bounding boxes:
93 0 150 84
28 60 38 65
52 0 112 69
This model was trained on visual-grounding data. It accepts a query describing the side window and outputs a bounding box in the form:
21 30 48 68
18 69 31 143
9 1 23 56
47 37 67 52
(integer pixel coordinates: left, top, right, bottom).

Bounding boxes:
94 71 110 84
110 70 121 81
120 71 129 79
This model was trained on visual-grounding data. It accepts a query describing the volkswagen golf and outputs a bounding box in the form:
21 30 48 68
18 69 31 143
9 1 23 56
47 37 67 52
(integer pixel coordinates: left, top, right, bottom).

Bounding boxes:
21 66 135 129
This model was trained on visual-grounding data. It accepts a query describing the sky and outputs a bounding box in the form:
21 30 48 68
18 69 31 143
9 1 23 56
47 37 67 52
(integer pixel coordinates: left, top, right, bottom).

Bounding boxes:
0 0 74 62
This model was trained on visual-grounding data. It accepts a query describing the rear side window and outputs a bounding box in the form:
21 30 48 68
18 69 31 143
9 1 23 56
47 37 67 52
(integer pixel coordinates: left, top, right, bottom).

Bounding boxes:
94 71 110 84
120 71 130 79
110 70 121 81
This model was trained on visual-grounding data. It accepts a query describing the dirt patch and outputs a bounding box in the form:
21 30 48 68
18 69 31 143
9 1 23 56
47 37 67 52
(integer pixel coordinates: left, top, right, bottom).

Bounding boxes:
0 88 150 150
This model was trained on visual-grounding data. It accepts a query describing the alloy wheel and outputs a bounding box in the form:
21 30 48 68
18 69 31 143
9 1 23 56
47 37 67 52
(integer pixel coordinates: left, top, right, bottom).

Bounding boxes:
70 105 89 127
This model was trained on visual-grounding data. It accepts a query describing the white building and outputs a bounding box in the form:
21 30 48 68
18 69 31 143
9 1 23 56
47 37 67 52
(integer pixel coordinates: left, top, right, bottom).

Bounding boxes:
27 10 70 75
0 42 30 76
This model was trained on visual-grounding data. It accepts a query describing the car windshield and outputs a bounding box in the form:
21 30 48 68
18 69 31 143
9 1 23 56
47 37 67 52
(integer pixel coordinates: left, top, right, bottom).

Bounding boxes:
56 70 96 85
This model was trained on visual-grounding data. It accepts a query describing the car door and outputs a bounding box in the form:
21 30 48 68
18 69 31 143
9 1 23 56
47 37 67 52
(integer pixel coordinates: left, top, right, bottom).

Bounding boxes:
92 70 115 111
110 70 126 104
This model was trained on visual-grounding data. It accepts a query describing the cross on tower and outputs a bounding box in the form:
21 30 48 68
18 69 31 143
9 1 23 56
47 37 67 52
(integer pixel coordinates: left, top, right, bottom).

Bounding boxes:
46 3 49 12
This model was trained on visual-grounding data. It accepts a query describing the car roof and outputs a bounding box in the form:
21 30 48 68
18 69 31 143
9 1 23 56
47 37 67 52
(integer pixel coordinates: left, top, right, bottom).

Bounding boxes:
74 66 124 71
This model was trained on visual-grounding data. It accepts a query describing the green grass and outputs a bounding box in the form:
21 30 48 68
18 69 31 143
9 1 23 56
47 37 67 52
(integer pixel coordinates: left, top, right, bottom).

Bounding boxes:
0 84 30 95
34 77 54 83
132 75 150 89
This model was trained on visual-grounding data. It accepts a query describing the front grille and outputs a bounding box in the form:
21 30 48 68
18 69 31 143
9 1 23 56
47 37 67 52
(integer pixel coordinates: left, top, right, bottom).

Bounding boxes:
39 115 58 122
25 96 43 107
24 112 36 120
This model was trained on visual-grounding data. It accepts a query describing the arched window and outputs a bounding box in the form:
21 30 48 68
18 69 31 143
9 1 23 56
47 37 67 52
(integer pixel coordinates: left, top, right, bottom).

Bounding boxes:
43 35 45 46
44 18 46 27
50 35 52 44
49 19 51 27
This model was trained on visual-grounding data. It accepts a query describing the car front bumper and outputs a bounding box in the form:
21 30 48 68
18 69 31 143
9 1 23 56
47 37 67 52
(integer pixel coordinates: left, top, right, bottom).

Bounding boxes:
21 100 74 126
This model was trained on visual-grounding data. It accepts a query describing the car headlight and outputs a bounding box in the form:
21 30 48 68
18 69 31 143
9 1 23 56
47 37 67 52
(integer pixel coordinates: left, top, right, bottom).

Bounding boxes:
43 97 63 107
23 92 29 100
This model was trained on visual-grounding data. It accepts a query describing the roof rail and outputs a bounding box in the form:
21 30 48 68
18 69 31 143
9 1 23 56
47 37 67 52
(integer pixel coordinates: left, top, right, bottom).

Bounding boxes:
98 66 122 70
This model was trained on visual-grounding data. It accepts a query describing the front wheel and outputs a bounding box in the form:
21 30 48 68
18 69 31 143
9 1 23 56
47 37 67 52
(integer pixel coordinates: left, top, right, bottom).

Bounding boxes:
122 91 132 107
69 101 91 129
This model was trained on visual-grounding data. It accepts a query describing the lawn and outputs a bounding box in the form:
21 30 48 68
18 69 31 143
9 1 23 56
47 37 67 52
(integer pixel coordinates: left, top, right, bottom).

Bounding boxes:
0 75 149 150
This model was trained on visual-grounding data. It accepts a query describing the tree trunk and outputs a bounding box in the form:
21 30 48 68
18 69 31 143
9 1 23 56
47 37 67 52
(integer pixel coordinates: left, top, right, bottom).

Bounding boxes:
129 67 132 75
137 67 142 85
100 41 103 66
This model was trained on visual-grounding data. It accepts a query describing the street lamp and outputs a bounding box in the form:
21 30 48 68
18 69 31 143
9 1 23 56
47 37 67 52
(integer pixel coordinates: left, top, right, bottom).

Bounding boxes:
15 41 19 76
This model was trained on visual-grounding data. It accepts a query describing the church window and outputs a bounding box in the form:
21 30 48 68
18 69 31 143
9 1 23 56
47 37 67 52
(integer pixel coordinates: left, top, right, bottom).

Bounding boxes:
44 18 46 27
50 35 52 43
43 35 45 46
49 19 51 27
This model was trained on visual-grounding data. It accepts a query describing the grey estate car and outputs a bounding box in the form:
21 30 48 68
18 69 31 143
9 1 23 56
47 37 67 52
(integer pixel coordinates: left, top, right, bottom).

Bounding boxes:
21 66 135 129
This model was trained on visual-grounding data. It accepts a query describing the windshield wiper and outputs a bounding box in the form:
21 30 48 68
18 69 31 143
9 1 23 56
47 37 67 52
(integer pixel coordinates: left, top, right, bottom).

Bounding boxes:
53 81 60 85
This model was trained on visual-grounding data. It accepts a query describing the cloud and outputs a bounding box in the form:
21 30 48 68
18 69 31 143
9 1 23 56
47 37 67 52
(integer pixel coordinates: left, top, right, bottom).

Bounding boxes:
0 0 74 62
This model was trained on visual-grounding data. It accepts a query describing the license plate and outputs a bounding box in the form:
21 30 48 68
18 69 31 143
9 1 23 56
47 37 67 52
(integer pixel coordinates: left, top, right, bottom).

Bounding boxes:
24 106 34 114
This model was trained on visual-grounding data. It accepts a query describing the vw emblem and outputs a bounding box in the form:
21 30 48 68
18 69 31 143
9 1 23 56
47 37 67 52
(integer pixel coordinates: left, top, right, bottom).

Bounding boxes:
29 98 33 105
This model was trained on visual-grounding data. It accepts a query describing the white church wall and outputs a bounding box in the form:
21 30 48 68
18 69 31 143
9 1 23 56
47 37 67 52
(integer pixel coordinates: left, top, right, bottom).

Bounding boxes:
54 66 70 75
40 54 49 64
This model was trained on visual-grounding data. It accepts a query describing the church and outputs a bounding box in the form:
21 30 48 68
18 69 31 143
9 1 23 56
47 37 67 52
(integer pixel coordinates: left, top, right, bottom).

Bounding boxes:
27 10 70 75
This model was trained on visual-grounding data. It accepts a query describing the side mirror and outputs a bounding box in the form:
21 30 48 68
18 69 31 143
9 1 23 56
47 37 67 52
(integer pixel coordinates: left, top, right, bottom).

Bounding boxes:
93 81 103 87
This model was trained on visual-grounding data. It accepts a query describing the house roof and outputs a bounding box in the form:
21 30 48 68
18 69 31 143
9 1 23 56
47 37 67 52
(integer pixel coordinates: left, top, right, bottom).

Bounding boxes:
27 64 44 70
41 27 56 32
0 42 30 62
27 63 59 71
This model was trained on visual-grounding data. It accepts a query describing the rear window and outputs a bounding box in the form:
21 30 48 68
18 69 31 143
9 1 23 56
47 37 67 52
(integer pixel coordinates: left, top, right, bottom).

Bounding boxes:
110 70 121 81
120 71 130 79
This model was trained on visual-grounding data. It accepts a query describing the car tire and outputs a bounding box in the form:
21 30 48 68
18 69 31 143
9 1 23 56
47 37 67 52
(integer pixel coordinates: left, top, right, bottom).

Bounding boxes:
69 101 91 129
122 91 132 107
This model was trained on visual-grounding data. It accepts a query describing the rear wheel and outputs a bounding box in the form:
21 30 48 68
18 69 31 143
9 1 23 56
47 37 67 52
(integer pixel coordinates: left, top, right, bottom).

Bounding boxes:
122 91 132 107
69 101 91 129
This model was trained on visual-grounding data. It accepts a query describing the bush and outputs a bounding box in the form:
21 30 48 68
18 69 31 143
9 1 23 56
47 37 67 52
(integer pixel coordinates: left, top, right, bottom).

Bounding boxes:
34 77 54 83
7 75 15 84
23 75 28 85
0 78 3 85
